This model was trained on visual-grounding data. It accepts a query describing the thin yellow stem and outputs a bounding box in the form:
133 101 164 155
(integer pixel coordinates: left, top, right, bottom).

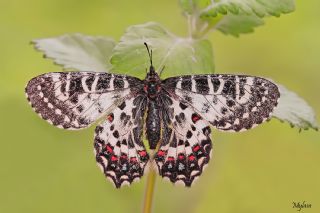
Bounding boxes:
142 169 157 213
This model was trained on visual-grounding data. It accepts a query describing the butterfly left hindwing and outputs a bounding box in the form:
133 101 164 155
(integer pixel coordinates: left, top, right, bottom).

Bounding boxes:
94 95 150 188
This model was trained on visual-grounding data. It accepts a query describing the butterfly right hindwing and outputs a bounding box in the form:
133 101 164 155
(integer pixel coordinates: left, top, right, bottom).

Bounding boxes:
153 93 212 186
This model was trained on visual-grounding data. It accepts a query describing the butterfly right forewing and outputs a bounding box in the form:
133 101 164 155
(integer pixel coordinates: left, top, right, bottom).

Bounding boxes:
163 74 280 132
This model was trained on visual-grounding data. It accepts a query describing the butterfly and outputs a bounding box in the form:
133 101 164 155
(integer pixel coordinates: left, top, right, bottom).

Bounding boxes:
25 43 280 188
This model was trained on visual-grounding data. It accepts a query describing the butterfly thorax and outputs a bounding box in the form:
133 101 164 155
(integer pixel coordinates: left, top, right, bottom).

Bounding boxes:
143 66 161 99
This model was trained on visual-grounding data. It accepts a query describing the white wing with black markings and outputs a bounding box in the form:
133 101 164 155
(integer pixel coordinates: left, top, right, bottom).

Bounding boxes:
163 74 280 132
25 72 142 129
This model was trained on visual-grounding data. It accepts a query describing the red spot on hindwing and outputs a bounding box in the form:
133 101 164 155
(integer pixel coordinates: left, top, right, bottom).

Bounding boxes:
188 155 196 161
191 113 201 123
105 145 113 153
138 150 147 157
193 145 200 152
167 156 175 161
157 150 166 157
107 113 114 122
178 154 185 160
111 155 118 161
120 154 127 159
130 157 137 162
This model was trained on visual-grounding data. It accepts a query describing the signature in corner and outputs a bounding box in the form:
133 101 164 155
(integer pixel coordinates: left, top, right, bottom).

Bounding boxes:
292 201 312 211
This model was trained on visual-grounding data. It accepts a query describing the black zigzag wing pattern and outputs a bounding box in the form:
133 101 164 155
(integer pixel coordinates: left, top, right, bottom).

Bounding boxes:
25 72 142 129
163 74 280 132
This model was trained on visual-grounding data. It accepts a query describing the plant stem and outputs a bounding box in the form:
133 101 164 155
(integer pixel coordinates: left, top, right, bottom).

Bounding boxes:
142 169 157 213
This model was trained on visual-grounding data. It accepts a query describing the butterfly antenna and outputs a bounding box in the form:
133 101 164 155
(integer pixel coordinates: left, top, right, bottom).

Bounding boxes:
144 42 153 67
159 65 165 76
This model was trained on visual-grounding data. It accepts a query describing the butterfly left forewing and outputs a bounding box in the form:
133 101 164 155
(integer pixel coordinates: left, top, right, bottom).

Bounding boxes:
25 72 142 129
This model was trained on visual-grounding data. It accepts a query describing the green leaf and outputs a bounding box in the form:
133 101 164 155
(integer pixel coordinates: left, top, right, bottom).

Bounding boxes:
110 22 214 79
215 14 264 37
33 33 115 72
179 0 197 14
180 1 294 38
201 0 295 18
273 84 318 131
179 0 211 14
189 0 295 37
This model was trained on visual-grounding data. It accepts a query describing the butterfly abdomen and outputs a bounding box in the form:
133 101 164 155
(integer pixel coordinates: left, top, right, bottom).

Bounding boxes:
146 100 161 150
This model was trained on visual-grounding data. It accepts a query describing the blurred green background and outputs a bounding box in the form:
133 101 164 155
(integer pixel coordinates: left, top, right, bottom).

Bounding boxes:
0 0 319 212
